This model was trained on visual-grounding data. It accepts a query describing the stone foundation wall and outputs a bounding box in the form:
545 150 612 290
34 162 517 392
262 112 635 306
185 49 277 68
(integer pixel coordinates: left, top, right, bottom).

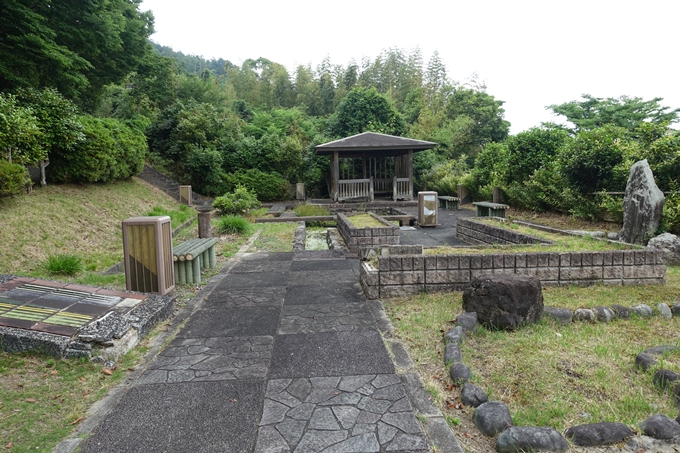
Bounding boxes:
336 213 400 251
456 218 553 246
360 249 666 299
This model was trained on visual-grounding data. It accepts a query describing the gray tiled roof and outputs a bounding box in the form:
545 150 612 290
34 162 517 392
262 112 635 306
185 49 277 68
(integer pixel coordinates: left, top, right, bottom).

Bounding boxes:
315 132 436 154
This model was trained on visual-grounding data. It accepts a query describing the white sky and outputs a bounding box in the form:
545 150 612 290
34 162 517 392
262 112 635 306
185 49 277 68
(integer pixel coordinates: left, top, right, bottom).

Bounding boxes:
140 0 680 134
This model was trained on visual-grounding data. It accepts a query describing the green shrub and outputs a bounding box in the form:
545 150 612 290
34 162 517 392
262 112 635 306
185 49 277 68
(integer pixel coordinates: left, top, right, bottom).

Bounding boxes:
42 254 84 276
224 169 289 201
661 181 680 235
216 215 251 235
596 191 624 223
421 158 468 196
0 160 31 196
213 185 261 215
146 205 193 228
294 204 330 217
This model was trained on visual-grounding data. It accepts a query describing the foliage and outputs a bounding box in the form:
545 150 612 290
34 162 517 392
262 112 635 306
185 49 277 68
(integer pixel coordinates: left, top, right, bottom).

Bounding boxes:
548 94 680 133
421 157 468 195
224 169 290 201
0 160 30 196
41 253 84 276
0 92 43 165
185 144 227 196
596 191 624 223
48 116 145 183
215 215 251 235
294 204 330 217
661 181 680 235
212 185 261 215
146 205 193 229
326 87 407 138
505 127 570 184
467 142 508 199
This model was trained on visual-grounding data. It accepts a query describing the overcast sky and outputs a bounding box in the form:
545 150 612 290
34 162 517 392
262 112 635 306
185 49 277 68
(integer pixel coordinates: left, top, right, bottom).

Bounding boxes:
140 0 679 134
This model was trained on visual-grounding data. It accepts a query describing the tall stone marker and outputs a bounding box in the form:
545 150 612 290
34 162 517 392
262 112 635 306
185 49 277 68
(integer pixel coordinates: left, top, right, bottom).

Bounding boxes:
619 159 665 245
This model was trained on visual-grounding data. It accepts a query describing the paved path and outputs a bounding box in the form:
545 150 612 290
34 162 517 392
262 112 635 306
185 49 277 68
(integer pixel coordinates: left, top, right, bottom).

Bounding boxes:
75 250 462 453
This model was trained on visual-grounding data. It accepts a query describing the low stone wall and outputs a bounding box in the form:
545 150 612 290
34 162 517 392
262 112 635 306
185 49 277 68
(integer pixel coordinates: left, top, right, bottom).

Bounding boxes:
360 248 666 299
456 218 553 245
336 212 400 251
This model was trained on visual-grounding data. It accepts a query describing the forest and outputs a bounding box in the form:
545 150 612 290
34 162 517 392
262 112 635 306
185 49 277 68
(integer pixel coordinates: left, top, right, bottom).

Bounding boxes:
1 0 679 233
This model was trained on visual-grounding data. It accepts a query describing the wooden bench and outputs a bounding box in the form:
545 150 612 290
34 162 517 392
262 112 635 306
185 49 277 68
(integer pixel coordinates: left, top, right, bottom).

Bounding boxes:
473 201 510 218
438 196 460 210
381 215 416 226
173 238 219 284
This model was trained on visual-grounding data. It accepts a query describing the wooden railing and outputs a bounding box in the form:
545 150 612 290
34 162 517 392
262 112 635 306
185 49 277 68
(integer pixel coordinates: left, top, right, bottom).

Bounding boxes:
393 177 412 200
338 178 374 201
374 178 392 194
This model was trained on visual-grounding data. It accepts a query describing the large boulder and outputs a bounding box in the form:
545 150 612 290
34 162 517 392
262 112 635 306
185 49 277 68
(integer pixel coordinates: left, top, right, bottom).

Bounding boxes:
647 232 680 265
619 159 665 245
462 275 543 331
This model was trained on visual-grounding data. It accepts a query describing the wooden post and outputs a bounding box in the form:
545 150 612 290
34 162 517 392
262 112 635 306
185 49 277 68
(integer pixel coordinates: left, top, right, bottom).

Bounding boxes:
332 151 339 201
362 153 366 179
369 176 374 201
493 186 500 204
407 150 413 200
392 175 397 201
198 212 212 238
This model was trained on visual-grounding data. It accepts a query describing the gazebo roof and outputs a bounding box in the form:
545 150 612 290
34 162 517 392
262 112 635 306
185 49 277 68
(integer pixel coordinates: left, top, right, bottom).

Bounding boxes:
315 132 436 155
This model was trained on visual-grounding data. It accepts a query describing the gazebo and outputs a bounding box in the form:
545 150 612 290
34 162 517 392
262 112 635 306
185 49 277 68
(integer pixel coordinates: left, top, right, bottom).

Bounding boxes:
315 132 437 202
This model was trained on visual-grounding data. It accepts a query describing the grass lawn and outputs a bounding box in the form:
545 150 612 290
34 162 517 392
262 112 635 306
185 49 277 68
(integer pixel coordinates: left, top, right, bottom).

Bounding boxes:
348 213 385 228
248 222 297 253
383 266 680 450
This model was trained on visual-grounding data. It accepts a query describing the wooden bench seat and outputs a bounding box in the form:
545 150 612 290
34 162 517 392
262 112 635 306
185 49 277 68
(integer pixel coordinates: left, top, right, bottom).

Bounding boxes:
438 196 460 210
173 238 219 284
473 201 510 218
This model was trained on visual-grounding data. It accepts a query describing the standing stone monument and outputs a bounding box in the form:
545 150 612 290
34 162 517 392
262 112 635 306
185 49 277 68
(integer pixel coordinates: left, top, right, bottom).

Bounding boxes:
619 159 665 245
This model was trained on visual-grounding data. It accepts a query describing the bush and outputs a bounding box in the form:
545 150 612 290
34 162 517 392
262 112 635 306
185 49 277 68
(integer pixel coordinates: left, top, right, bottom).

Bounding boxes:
146 205 193 228
49 116 146 183
661 181 680 235
0 160 31 196
216 215 251 235
213 185 261 215
421 158 468 196
224 169 289 201
42 254 84 276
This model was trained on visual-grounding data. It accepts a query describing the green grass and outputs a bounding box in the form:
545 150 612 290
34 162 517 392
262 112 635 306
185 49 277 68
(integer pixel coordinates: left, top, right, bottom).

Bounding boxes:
146 204 194 229
293 203 330 217
249 222 296 252
383 265 680 434
41 254 84 276
348 213 385 228
215 215 251 235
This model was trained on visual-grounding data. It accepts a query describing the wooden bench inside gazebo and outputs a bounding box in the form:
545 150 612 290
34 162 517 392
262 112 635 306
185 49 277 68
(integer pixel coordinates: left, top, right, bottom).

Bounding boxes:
315 132 437 202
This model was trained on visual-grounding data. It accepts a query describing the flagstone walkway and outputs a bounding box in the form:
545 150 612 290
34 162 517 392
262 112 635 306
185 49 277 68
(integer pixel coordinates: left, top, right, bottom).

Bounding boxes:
72 250 462 453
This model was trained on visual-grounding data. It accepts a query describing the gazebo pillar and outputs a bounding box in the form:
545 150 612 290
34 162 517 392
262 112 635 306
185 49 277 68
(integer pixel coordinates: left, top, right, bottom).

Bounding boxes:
331 151 339 201
407 149 413 199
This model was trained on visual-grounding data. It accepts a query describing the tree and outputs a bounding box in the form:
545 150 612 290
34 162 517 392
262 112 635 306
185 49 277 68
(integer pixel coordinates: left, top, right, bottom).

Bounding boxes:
326 87 407 138
505 127 570 184
548 94 680 133
0 93 43 166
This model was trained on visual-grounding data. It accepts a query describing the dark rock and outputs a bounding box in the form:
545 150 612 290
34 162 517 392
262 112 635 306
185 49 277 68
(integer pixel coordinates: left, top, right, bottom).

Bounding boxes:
573 308 595 322
619 159 665 245
610 304 631 319
462 275 543 331
473 401 513 436
460 383 488 408
639 414 680 439
543 306 572 325
653 369 680 390
593 306 615 322
449 363 471 385
564 422 632 446
643 345 679 355
444 343 462 366
647 232 680 265
455 312 478 332
635 353 658 371
672 303 680 317
632 304 653 317
64 348 91 359
495 426 568 452
443 326 465 345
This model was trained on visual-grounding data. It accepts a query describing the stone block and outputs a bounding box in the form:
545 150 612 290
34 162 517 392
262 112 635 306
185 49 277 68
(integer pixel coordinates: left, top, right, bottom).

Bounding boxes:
602 251 613 266
515 254 526 268
534 267 559 280
569 252 581 267
360 264 379 286
471 269 495 279
448 255 460 270
526 254 538 268
504 255 515 268
459 255 471 270
401 257 413 271
623 251 634 265
581 252 593 266
360 279 380 300
603 266 623 279
379 271 425 285
413 256 424 270
623 265 665 279
592 253 604 266
612 251 624 265
634 250 646 265
378 256 390 270
425 256 437 270
381 285 424 298
536 253 549 267
357 237 372 246
481 255 493 269
549 253 560 267
559 253 570 267
560 267 603 281
389 257 402 271
437 255 449 270
492 254 504 269
470 255 482 269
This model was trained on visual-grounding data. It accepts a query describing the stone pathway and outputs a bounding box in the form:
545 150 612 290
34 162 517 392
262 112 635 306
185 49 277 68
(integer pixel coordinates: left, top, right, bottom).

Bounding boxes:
74 250 461 453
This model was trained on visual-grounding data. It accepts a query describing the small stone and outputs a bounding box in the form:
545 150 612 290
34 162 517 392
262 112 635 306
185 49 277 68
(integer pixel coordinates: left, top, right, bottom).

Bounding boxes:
449 363 471 385
444 343 462 366
593 306 616 322
455 312 478 332
90 355 106 364
542 307 572 325
443 326 465 345
657 303 672 319
653 369 680 390
639 414 680 439
635 353 658 371
473 401 513 436
573 309 595 322
632 304 653 317
564 422 632 446
607 232 619 240
496 426 569 452
460 383 488 408
610 304 631 319
671 303 680 317
643 345 679 355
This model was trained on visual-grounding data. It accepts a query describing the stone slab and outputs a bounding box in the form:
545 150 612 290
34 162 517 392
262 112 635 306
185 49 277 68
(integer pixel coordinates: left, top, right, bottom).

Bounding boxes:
288 270 358 286
285 283 366 306
205 286 286 307
220 272 289 288
241 252 293 262
279 303 375 335
228 260 292 274
269 330 395 379
177 306 280 338
290 259 353 272
77 380 265 453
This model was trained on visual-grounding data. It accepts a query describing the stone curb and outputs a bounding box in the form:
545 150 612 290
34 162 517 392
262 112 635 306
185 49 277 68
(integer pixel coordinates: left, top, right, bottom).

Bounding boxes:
51 228 263 453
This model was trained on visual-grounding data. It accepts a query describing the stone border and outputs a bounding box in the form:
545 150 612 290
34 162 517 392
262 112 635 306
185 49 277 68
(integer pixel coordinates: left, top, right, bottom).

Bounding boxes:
360 246 666 299
443 305 680 449
456 217 553 246
336 212 400 251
